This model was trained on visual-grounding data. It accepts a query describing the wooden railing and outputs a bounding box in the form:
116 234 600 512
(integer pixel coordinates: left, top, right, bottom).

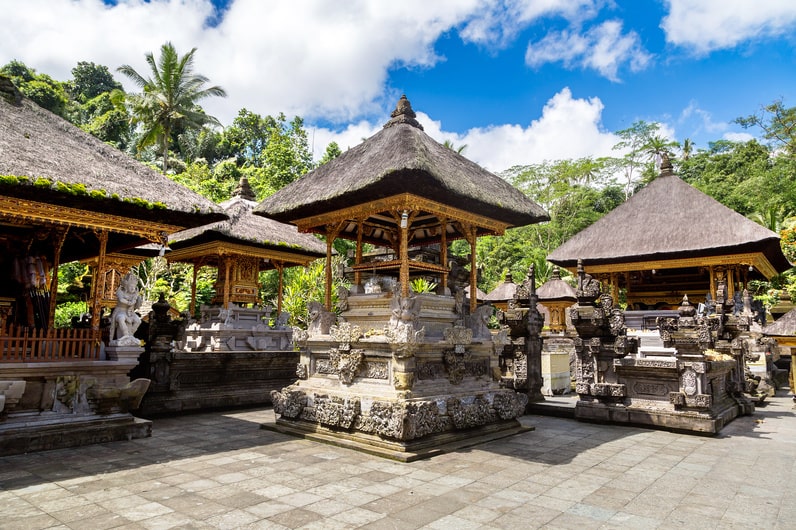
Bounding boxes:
0 325 102 362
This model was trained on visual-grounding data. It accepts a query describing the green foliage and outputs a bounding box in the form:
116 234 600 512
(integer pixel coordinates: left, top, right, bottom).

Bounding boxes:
54 301 91 329
261 256 348 328
68 62 123 102
1 61 69 117
410 277 437 293
118 41 227 172
318 141 342 166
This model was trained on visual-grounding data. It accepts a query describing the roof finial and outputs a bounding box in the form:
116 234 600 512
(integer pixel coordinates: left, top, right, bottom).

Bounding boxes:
383 94 424 130
232 176 256 202
659 152 674 177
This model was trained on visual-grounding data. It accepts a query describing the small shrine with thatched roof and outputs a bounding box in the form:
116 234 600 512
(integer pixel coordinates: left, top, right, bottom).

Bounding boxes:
129 177 328 415
548 158 793 433
255 95 549 460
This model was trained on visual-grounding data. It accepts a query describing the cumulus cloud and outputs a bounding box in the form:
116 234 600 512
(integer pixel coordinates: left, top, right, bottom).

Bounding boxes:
525 19 652 81
459 0 600 47
662 0 796 54
0 0 484 125
312 88 619 173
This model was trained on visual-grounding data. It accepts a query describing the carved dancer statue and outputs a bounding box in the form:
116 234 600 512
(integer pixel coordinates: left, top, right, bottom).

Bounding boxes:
109 272 143 346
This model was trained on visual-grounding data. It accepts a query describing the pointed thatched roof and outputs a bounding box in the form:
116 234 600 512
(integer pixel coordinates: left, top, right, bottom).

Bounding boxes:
168 178 327 266
484 273 517 303
537 267 576 302
254 95 548 243
762 307 796 338
0 76 225 231
547 165 791 277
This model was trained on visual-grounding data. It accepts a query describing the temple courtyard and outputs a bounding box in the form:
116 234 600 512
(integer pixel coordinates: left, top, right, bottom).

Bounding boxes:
2 392 795 529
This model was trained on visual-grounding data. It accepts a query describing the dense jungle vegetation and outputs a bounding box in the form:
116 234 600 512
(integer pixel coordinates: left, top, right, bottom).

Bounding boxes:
3 43 795 326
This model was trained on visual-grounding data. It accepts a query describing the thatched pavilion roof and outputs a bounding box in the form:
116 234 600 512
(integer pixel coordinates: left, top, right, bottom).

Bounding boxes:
537 267 576 302
254 95 548 246
167 178 327 267
547 164 791 278
484 273 517 303
762 307 796 339
0 76 225 260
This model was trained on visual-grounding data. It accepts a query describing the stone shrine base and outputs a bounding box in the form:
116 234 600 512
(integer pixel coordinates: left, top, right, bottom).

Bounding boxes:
263 416 532 462
573 398 744 434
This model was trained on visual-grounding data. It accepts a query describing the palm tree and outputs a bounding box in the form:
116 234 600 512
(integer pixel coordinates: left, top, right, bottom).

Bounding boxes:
118 42 226 172
681 138 694 160
442 139 468 154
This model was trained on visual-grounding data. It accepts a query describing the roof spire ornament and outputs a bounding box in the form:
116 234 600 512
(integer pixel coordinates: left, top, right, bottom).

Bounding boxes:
383 94 424 130
659 152 674 177
232 176 256 202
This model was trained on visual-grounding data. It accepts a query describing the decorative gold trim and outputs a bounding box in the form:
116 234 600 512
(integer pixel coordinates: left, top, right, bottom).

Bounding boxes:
566 253 778 280
292 193 511 235
0 196 181 240
166 241 318 266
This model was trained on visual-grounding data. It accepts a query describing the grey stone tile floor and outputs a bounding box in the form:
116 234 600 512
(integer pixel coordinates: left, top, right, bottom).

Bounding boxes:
2 392 795 529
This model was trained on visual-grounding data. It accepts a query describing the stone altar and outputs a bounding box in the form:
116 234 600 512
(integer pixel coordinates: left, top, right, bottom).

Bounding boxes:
570 260 754 434
268 283 531 461
131 296 298 415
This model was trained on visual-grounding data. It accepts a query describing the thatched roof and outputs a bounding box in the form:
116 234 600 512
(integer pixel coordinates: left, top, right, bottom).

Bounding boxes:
548 165 791 276
254 95 548 244
168 178 327 266
484 273 517 302
537 267 576 302
0 76 225 231
762 307 796 338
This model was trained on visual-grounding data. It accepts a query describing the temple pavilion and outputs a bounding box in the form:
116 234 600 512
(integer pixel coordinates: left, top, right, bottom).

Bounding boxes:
256 95 548 313
0 76 226 454
166 176 327 315
255 95 549 460
547 158 792 311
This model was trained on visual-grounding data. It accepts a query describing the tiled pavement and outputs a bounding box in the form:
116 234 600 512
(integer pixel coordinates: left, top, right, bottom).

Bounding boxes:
2 393 796 530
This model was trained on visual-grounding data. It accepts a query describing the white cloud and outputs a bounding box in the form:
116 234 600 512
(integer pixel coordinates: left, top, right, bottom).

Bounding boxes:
662 0 796 54
313 88 618 173
679 101 729 136
460 0 600 47
525 20 652 81
0 0 484 125
723 131 755 143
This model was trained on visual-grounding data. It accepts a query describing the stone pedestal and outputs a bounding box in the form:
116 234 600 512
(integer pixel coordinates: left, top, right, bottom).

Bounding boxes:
541 335 573 396
266 291 531 461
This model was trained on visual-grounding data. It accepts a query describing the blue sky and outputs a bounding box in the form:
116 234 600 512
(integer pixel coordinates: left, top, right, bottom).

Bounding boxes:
3 0 796 172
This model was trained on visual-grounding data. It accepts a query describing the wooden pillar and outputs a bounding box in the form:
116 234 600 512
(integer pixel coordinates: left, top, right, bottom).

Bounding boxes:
91 229 108 331
223 257 231 308
47 227 68 328
709 265 716 301
324 223 343 310
440 218 448 294
354 219 363 288
400 210 410 298
190 263 198 316
275 261 285 314
610 272 619 305
467 226 478 314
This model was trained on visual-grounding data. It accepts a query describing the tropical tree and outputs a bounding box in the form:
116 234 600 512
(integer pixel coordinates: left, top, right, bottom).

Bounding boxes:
736 99 796 158
118 42 227 172
442 139 468 154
